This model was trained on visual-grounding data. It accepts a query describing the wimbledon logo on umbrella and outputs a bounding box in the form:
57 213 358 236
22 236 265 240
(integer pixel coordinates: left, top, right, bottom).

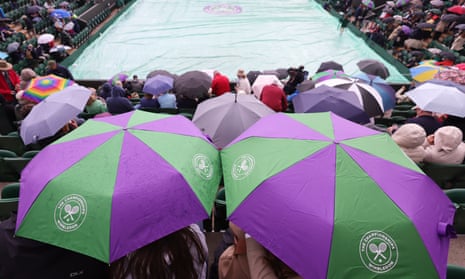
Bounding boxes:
231 154 255 180
54 194 88 232
192 153 214 180
359 230 399 273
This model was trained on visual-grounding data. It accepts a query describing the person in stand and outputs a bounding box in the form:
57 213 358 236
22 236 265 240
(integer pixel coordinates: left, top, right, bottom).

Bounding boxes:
0 60 20 128
260 80 288 112
45 59 74 80
0 213 109 279
211 71 230 97
405 105 442 135
106 85 134 114
338 13 350 34
110 224 208 279
235 69 251 94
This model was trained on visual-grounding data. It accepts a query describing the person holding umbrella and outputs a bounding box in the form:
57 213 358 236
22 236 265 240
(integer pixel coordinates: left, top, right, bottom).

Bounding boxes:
211 71 231 97
46 59 74 80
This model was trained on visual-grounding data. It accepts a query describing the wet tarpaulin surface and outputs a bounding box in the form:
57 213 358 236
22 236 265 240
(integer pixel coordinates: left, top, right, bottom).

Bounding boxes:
70 0 409 83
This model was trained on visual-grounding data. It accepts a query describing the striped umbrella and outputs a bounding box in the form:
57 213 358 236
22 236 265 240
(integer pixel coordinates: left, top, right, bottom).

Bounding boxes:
352 72 396 110
362 0 375 8
312 70 350 83
22 74 75 103
316 78 384 117
409 60 445 82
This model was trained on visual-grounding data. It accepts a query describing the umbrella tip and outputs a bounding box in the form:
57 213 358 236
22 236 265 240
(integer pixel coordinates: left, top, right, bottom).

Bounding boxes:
234 92 237 102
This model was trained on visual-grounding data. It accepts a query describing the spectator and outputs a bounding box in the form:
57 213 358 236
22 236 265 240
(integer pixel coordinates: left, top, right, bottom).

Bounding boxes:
391 123 427 163
125 74 144 94
260 81 288 112
110 224 207 279
405 105 442 135
106 86 134 114
85 88 107 114
138 92 159 109
0 213 109 279
235 69 251 94
283 67 304 95
211 71 230 97
157 91 177 108
424 126 465 164
46 59 74 80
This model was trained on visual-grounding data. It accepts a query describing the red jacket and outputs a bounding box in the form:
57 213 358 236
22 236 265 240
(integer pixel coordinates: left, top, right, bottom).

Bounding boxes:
260 84 287 112
0 69 20 102
211 73 230 96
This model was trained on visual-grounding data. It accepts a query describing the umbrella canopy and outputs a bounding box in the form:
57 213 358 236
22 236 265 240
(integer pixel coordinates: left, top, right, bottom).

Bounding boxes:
426 78 465 92
430 0 444 6
356 59 390 79
20 85 90 145
142 75 174 95
352 72 396 110
395 0 410 7
251 74 283 99
417 22 436 29
37 33 55 44
455 23 465 30
146 69 177 80
401 25 412 36
16 111 221 263
362 0 375 8
316 61 344 73
440 14 459 23
50 8 72 18
292 85 370 124
108 71 129 86
26 5 42 14
7 42 19 54
275 68 289 80
315 78 384 117
406 82 465 117
221 112 455 279
296 80 316 93
434 68 465 85
448 5 465 15
22 74 75 103
409 60 445 82
173 70 212 99
311 70 350 83
192 93 275 149
246 70 262 85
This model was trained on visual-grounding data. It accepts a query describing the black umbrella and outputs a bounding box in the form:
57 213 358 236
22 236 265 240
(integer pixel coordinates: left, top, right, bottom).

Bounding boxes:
275 68 289 80
296 80 315 92
439 51 457 61
246 70 262 85
146 69 177 80
356 59 390 79
416 22 436 29
173 70 211 99
382 17 396 23
441 14 460 23
263 70 280 78
26 5 41 14
316 61 344 73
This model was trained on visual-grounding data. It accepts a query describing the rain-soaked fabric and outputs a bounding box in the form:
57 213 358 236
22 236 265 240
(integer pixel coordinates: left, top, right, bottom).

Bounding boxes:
70 0 409 83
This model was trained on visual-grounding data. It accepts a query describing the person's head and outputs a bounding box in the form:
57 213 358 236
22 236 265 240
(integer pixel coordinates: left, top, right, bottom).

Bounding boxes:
110 226 206 279
133 75 138 80
0 60 12 72
20 68 37 81
392 123 426 162
47 60 57 70
237 69 246 79
432 126 464 152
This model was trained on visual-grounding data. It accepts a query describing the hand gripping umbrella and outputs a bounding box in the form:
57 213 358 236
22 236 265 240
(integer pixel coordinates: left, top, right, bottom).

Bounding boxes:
221 112 455 279
16 111 221 263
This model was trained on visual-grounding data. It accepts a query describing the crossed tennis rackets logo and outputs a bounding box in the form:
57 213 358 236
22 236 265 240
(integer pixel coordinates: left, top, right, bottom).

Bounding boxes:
359 230 398 274
54 194 88 232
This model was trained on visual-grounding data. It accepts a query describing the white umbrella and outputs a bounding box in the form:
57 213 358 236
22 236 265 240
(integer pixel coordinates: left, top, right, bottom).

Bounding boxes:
406 82 465 117
20 85 90 145
251 75 283 99
37 33 55 44
193 93 275 149
315 78 384 117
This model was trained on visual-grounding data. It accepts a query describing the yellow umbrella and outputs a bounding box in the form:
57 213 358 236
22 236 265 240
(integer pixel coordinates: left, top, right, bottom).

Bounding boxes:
409 60 445 82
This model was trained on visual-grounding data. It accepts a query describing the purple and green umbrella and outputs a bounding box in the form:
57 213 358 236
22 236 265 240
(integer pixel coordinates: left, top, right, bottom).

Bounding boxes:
15 110 221 263
221 112 455 279
311 70 350 83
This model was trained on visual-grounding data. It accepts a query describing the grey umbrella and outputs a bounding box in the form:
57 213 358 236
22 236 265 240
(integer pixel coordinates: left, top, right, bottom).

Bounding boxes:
441 14 459 23
275 68 289 80
356 59 390 79
246 70 262 85
296 80 315 92
20 86 91 145
26 5 41 14
316 61 344 73
192 93 275 149
7 42 19 54
439 51 457 61
416 22 436 29
173 70 211 99
146 69 177 80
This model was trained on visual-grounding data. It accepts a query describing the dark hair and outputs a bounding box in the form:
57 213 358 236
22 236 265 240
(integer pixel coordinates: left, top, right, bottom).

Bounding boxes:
265 250 299 279
110 226 206 279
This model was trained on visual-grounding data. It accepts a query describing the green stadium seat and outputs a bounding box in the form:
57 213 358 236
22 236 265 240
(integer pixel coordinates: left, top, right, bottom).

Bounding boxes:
421 163 465 189
1 182 19 199
0 198 18 221
447 264 465 278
